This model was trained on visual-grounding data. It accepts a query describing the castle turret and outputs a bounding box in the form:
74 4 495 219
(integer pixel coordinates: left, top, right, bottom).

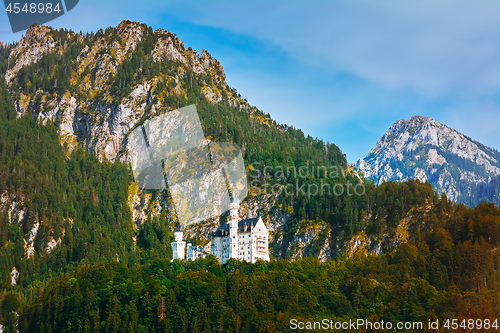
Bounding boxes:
171 227 186 260
228 200 239 260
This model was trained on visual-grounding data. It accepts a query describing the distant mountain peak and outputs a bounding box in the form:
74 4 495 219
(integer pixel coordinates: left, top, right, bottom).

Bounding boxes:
353 116 500 206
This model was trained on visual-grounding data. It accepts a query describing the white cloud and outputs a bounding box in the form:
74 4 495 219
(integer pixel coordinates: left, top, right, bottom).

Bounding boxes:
172 0 500 98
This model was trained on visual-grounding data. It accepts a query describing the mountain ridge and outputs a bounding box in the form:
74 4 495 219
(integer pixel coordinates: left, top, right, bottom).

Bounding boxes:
0 20 355 267
4 22 253 163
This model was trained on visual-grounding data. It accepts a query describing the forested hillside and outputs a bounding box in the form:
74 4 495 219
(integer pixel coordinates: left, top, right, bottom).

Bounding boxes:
10 199 500 332
1 21 357 262
0 21 370 266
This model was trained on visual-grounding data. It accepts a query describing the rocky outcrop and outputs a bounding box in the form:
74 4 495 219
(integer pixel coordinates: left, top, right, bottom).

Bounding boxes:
6 21 252 163
1 191 63 258
5 24 56 84
11 267 18 285
0 192 25 225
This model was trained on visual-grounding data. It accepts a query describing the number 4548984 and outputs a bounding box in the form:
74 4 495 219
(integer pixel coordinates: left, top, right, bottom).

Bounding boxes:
444 319 498 330
6 3 61 14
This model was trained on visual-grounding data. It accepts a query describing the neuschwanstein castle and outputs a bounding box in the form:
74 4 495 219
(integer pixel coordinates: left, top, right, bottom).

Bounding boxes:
171 201 270 264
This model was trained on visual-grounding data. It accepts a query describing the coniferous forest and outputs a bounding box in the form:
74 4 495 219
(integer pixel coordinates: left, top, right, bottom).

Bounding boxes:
0 23 499 332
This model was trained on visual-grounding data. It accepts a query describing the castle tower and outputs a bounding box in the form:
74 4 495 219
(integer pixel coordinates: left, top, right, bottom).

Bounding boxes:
171 227 186 260
228 200 239 260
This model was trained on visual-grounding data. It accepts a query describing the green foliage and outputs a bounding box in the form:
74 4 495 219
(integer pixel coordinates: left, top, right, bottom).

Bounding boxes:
1 22 500 332
15 249 500 333
0 76 170 293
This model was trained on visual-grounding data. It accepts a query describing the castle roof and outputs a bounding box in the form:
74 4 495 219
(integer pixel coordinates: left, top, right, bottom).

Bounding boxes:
213 217 261 237
174 227 182 233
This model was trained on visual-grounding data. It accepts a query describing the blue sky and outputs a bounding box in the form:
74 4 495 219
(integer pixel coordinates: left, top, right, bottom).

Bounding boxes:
1 0 499 162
